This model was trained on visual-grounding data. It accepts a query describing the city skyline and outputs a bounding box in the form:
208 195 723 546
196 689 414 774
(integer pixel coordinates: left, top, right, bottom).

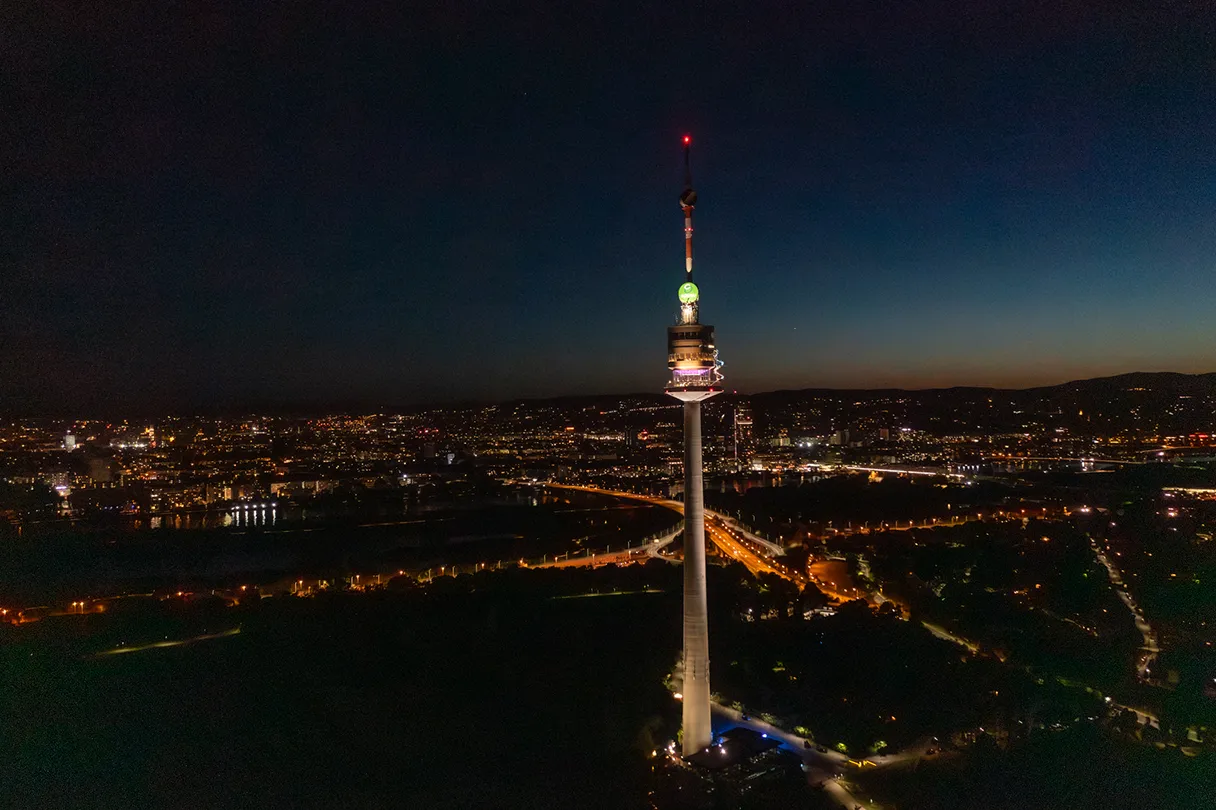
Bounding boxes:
7 3 1216 412
6 4 1215 806
3 369 1215 419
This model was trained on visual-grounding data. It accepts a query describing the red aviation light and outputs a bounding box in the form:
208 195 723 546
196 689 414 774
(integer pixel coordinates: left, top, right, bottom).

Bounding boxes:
683 135 691 144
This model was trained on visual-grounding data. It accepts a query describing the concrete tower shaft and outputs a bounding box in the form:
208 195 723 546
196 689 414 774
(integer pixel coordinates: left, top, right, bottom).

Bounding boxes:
674 392 715 755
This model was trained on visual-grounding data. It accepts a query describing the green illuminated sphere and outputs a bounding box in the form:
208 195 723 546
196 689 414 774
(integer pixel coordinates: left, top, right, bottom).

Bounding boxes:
677 281 700 304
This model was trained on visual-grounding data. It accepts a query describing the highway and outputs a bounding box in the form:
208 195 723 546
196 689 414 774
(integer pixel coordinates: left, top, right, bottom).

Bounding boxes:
546 484 808 585
706 517 806 583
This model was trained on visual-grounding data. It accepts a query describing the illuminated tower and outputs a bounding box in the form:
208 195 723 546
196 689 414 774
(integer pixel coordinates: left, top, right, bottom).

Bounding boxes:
666 135 723 756
733 403 754 470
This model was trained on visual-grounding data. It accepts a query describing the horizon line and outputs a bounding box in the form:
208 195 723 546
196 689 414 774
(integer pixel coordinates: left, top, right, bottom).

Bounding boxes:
4 369 1213 420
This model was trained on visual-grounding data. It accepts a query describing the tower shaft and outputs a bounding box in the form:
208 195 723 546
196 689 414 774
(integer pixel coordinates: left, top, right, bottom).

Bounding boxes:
680 399 712 754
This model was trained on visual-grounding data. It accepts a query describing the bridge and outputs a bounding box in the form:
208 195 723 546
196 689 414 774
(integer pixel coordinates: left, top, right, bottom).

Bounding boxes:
807 462 963 478
544 484 807 585
416 483 807 585
986 455 1144 465
545 483 685 512
705 509 785 557
824 514 978 538
524 522 685 569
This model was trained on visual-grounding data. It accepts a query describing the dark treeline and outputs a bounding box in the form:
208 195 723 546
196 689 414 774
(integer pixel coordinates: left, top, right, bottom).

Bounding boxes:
708 476 1017 536
858 723 1213 810
867 520 1139 689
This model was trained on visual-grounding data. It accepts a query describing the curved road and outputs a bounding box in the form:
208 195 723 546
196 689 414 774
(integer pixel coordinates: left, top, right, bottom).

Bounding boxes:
548 485 805 584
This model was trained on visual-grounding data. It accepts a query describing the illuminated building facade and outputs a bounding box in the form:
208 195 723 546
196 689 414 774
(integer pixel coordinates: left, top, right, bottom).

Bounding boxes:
733 404 753 469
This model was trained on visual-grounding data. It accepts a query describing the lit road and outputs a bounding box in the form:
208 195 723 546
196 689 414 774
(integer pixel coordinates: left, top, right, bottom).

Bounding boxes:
804 461 961 479
92 627 241 657
826 515 975 539
530 546 656 569
710 702 918 809
547 484 807 586
870 590 985 655
706 518 806 585
808 558 868 603
1089 535 1160 680
919 620 981 654
709 703 864 809
546 484 684 513
987 455 1144 465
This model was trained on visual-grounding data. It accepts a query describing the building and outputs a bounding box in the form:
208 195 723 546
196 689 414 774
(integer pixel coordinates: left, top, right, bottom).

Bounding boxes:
733 404 753 468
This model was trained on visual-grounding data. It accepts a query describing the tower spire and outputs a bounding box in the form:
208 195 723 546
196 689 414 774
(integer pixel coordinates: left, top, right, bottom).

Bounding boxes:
683 134 693 190
680 135 696 282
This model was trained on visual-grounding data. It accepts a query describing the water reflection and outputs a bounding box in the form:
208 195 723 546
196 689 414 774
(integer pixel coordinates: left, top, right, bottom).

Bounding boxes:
142 506 276 530
228 503 277 527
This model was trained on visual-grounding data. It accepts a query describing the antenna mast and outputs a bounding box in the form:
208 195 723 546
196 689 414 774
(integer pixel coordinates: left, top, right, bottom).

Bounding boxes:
680 135 697 281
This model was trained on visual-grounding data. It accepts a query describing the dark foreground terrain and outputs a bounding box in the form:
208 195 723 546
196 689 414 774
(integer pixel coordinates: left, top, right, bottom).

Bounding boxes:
0 569 681 809
3 560 1213 809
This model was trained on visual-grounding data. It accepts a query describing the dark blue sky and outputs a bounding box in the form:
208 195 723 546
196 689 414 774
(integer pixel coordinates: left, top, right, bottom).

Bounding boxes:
5 1 1215 412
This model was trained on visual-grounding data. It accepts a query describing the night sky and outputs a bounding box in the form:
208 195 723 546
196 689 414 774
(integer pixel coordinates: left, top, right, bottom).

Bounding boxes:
5 2 1215 413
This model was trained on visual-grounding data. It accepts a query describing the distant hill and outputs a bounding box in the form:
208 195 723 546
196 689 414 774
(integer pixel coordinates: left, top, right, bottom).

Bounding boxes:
740 372 1216 437
1026 371 1216 396
752 371 1216 401
500 373 1216 435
